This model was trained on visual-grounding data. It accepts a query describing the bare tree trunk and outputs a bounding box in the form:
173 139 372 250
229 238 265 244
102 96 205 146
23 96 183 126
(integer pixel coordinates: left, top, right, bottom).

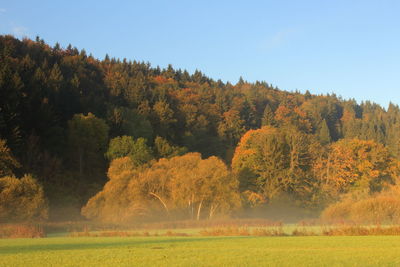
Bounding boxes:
149 192 170 217
196 199 203 221
326 154 331 185
188 199 192 218
209 203 219 219
191 194 194 220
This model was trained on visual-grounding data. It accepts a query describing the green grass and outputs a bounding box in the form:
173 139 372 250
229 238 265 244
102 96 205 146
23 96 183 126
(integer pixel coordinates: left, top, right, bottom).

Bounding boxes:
1 235 400 266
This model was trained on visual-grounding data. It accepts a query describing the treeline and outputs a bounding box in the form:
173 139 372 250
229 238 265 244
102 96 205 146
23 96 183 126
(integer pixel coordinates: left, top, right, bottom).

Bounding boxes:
1 35 400 222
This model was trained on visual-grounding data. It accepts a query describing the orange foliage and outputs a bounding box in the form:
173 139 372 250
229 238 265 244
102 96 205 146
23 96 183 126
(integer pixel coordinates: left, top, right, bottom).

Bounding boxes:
153 75 176 85
315 139 399 201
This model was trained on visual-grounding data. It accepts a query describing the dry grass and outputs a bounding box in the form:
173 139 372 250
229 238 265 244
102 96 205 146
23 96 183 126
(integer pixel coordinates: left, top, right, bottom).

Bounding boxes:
6 218 400 239
199 226 286 236
321 225 400 236
69 230 189 237
41 218 284 234
0 224 46 238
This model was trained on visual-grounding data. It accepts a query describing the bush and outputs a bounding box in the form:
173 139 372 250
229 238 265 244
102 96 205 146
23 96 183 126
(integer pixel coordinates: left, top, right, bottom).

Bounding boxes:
0 175 48 223
321 200 353 223
321 188 400 224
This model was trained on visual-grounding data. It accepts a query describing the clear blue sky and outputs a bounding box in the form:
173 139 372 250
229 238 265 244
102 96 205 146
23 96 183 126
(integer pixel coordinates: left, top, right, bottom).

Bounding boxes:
1 0 399 107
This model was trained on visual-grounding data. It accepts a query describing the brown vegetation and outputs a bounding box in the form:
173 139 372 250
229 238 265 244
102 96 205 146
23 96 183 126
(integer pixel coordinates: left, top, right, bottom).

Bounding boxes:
321 226 400 236
0 224 46 238
322 186 400 224
69 230 189 238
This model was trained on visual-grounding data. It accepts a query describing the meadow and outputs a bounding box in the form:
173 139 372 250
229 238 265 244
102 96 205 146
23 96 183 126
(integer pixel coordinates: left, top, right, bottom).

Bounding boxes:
1 234 400 267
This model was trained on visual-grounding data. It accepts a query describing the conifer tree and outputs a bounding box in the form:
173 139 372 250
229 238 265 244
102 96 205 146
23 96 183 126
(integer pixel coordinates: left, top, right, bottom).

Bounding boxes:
318 119 331 145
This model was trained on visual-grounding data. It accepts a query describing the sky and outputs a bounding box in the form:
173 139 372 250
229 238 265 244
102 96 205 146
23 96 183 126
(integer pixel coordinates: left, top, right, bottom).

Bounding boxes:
1 0 400 107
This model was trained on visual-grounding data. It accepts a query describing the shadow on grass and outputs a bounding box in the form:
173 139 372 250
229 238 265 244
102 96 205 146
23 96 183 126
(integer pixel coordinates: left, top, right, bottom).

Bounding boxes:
0 236 249 255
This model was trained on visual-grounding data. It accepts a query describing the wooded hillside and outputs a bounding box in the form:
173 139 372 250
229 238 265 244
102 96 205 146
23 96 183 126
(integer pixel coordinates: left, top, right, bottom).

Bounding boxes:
1 35 400 222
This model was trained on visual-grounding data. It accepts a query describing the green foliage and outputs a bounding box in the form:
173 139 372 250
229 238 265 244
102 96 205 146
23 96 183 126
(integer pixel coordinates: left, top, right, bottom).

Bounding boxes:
318 119 331 145
108 107 153 140
67 113 109 179
0 174 48 222
105 136 154 167
154 136 187 158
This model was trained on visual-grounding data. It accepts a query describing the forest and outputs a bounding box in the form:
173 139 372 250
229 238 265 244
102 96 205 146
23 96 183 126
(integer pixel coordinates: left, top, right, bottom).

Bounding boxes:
1 35 400 224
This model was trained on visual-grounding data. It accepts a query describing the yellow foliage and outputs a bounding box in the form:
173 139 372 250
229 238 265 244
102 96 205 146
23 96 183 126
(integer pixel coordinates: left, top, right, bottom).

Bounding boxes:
82 153 240 223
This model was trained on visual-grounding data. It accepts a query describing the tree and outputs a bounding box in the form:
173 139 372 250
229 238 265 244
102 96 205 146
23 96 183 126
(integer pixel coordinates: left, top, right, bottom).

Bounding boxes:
108 107 153 140
82 153 240 223
232 126 319 206
152 100 176 139
217 109 246 146
261 104 275 126
105 136 154 167
67 113 109 182
0 174 48 222
274 103 312 133
154 136 187 159
318 119 331 145
81 157 145 223
314 139 399 202
0 139 20 177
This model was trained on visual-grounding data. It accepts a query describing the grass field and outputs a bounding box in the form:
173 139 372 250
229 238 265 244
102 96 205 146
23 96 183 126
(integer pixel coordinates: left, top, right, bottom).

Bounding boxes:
1 235 400 266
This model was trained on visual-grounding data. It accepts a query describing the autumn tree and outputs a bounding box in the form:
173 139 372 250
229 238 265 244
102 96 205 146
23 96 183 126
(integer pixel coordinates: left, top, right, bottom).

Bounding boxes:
0 174 48 222
314 139 399 203
152 100 177 139
82 153 240 223
261 104 275 126
274 100 312 133
232 126 319 207
81 157 147 223
217 109 246 146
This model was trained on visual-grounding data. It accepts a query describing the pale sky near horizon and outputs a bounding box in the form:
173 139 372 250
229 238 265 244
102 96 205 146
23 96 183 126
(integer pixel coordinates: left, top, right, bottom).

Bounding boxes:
1 0 400 108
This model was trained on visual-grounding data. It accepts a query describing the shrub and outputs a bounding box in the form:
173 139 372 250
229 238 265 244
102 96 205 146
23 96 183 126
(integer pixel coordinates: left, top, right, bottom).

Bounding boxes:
321 187 400 224
321 200 353 223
